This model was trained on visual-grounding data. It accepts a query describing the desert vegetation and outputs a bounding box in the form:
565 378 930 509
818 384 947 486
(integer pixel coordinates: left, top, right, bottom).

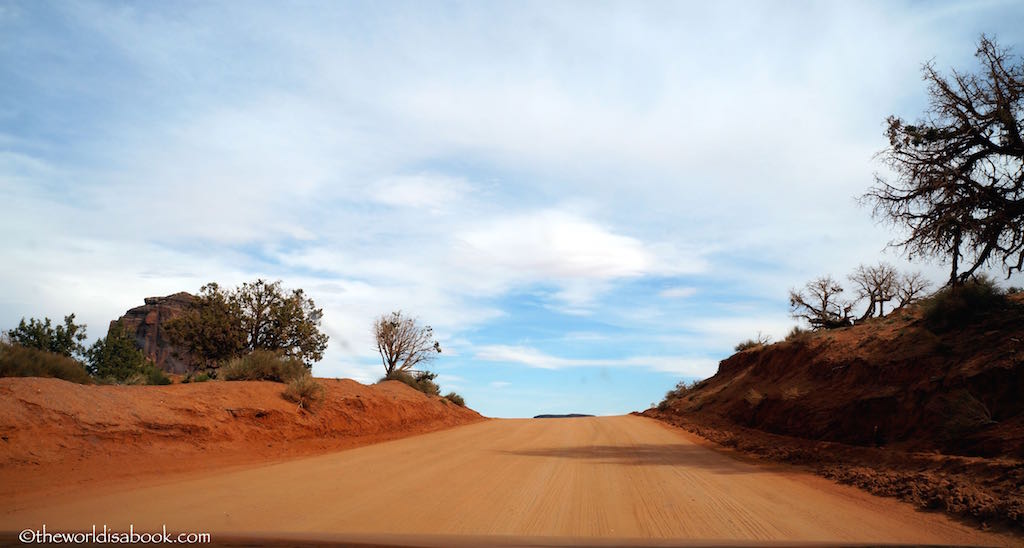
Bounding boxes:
5 314 87 358
0 283 464 410
282 375 327 410
1 279 330 394
87 322 171 385
734 333 772 352
443 392 466 407
766 35 1023 339
920 275 1013 331
220 349 309 383
167 279 329 373
1 314 172 385
864 36 1024 286
372 311 464 405
788 263 930 330
0 339 93 384
373 310 442 376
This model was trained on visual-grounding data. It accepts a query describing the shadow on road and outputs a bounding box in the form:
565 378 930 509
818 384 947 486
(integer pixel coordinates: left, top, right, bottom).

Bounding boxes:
499 444 767 474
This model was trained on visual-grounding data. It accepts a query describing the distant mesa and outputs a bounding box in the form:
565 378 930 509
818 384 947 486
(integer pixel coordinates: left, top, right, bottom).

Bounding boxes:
113 292 196 374
533 414 595 419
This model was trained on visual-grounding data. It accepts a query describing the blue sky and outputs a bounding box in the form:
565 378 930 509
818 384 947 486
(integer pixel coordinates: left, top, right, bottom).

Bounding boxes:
2 1 1023 417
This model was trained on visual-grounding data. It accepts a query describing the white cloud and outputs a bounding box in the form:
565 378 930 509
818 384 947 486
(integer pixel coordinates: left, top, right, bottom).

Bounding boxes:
659 286 697 299
458 210 656 279
367 174 474 213
454 210 706 310
474 345 718 377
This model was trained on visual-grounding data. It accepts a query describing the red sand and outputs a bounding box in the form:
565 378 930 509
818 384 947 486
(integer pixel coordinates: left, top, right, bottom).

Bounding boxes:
0 377 484 504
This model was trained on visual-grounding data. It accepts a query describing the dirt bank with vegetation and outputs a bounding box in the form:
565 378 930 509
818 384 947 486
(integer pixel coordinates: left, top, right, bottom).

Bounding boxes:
643 291 1024 530
0 376 484 502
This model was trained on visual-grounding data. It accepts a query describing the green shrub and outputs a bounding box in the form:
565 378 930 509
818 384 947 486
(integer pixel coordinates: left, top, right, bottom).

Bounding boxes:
145 366 172 385
221 349 308 382
86 323 172 385
106 364 171 386
381 369 441 396
5 314 87 358
182 371 213 383
87 322 149 381
282 375 325 410
0 340 92 384
443 391 466 407
922 276 1006 330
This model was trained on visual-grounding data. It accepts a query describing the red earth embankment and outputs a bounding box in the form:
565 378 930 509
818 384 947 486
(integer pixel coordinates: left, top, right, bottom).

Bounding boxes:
0 377 484 501
643 294 1024 529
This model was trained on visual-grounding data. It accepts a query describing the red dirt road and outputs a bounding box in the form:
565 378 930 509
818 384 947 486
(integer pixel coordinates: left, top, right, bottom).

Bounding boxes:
1 416 1015 546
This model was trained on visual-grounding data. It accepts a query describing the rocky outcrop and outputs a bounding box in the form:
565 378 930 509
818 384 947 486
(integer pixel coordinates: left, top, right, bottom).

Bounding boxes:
112 292 196 374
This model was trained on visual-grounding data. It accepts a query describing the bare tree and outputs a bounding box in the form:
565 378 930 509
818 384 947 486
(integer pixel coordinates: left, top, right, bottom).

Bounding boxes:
373 311 441 377
789 275 853 330
848 263 899 321
864 36 1024 286
895 271 932 308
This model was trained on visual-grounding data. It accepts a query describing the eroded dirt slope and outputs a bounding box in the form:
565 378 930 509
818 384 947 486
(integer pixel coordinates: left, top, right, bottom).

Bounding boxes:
0 377 483 499
643 293 1024 529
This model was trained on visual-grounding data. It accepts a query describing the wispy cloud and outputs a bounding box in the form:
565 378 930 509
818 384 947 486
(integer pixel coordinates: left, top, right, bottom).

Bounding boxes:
659 286 697 299
474 345 718 377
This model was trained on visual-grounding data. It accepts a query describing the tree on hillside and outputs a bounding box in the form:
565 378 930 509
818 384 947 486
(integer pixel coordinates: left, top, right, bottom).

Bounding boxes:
864 36 1024 285
234 279 328 365
849 263 899 321
87 321 168 384
166 283 246 370
895 271 931 308
167 280 329 370
373 311 441 377
789 275 853 329
4 314 87 358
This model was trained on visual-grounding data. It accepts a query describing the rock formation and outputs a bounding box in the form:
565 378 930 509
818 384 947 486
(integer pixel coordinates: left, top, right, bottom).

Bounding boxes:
112 292 196 374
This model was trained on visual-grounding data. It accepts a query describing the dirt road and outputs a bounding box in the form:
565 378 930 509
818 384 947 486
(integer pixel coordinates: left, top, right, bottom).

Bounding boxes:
2 416 1015 546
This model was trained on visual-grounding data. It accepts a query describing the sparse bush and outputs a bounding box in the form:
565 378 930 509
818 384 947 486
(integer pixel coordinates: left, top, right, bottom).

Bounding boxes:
145 367 172 385
735 333 771 352
182 371 214 383
282 375 325 410
381 369 441 396
784 325 810 342
221 349 308 382
444 392 466 407
922 276 1006 330
0 340 92 384
734 339 761 352
656 379 700 411
105 363 172 386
